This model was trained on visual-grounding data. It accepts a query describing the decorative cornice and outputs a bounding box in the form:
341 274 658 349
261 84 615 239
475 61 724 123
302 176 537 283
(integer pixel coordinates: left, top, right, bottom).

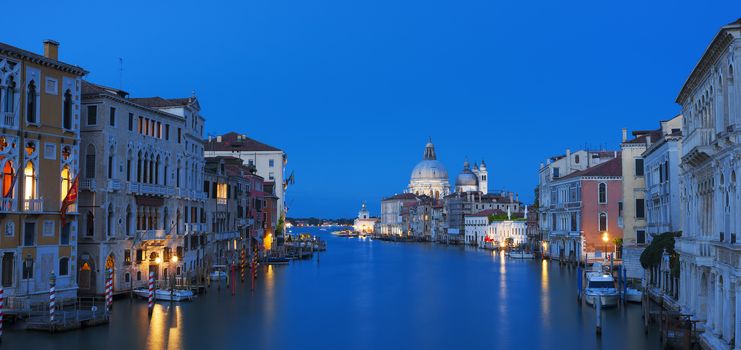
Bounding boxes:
677 30 736 104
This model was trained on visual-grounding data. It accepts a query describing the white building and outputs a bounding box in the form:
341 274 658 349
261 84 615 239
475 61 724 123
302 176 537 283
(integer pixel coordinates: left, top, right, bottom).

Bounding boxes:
488 220 527 248
464 210 491 246
353 201 377 233
675 19 741 350
205 132 288 221
643 115 684 238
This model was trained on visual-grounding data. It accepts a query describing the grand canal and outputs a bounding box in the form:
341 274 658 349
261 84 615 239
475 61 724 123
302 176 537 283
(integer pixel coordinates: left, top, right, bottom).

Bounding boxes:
5 227 660 350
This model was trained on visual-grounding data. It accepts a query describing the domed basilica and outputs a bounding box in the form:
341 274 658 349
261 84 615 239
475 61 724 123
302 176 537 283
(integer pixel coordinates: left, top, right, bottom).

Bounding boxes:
407 140 488 199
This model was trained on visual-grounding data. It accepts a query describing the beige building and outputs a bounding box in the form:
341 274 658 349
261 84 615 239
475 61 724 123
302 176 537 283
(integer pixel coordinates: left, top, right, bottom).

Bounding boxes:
353 202 377 234
0 41 86 301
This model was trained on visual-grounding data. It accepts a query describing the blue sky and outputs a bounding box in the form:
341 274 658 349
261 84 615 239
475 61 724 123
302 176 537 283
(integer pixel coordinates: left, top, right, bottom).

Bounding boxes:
5 1 739 217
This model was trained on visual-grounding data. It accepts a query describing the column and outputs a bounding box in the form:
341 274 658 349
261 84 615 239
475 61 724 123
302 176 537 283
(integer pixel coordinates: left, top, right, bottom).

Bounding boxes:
735 281 741 350
723 278 730 340
715 273 722 336
708 272 715 332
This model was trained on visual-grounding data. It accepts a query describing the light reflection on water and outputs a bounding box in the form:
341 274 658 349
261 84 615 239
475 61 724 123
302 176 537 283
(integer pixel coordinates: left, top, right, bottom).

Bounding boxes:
3 228 662 350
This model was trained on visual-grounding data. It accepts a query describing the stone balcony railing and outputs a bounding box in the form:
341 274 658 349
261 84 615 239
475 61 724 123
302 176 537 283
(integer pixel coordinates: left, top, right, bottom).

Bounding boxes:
137 229 167 241
214 231 240 241
0 198 14 212
1 112 15 129
682 128 714 158
79 179 96 191
24 198 43 213
107 179 123 192
128 182 176 196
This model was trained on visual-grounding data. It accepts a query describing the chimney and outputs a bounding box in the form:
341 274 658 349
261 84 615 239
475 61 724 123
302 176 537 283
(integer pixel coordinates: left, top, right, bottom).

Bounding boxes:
646 135 652 146
43 40 59 60
216 135 222 142
621 128 627 142
208 135 212 142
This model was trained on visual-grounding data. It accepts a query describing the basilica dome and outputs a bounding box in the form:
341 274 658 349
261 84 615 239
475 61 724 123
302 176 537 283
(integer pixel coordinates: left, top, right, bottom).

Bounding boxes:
407 140 451 198
411 159 449 181
455 161 479 192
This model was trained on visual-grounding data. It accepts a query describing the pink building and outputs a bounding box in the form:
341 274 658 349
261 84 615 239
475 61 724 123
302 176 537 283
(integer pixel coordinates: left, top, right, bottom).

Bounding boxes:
546 157 623 262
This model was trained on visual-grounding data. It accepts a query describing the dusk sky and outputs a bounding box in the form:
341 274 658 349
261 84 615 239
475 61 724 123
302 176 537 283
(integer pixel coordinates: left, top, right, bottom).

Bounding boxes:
6 0 739 218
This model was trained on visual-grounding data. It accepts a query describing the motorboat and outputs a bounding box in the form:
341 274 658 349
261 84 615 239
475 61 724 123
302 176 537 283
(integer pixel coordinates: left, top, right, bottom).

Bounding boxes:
508 250 534 259
210 265 228 280
133 288 195 302
332 230 358 237
262 257 290 265
584 272 619 308
625 287 643 303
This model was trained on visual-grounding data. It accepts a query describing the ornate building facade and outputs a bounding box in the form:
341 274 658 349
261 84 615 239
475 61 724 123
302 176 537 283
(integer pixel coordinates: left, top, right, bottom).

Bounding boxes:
0 41 86 301
675 19 741 350
407 140 450 199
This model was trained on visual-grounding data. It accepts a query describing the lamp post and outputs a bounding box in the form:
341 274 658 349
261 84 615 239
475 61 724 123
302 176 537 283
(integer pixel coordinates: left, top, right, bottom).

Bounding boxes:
170 255 178 301
602 232 609 261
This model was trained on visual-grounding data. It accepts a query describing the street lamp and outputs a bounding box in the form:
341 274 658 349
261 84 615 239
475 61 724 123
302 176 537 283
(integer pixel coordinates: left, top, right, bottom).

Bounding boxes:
602 232 609 259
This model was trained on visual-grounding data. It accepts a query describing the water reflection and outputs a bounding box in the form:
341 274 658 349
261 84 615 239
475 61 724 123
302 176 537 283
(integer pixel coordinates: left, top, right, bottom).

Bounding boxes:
540 259 550 325
146 304 183 350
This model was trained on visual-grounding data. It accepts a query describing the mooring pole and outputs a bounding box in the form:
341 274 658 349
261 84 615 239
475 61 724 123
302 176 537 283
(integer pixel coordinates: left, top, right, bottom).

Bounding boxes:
596 296 602 336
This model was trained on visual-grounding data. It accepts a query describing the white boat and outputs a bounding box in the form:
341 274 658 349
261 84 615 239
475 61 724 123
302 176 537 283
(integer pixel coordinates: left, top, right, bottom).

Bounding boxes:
625 287 643 303
133 288 195 302
584 272 619 308
508 250 534 259
210 265 228 280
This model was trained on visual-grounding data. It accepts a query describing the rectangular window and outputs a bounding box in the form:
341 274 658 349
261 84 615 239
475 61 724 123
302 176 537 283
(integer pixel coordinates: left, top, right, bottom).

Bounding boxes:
109 107 116 126
165 124 170 140
59 258 69 276
124 250 131 266
128 113 133 131
269 172 274 180
552 167 560 178
177 128 182 143
2 253 13 287
138 116 143 133
157 122 162 138
136 249 143 263
618 202 623 218
664 161 669 182
87 105 97 125
570 212 577 231
23 222 35 246
635 158 644 176
108 156 113 179
43 220 54 237
22 258 33 279
636 199 645 218
269 159 274 167
61 223 70 245
637 230 646 244
551 214 556 230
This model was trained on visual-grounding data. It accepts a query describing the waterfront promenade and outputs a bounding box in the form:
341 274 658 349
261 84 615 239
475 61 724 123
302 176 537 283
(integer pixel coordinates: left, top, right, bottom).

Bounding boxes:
4 228 659 350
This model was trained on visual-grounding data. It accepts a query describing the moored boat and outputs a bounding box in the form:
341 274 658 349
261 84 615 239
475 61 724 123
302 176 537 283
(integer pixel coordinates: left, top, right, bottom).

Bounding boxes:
210 265 228 280
584 272 619 308
507 250 534 259
625 287 643 303
133 288 195 302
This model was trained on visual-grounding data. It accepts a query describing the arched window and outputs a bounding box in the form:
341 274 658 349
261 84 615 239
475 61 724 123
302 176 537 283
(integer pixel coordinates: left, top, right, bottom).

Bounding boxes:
598 183 607 204
574 155 580 164
86 211 94 236
63 89 72 129
59 257 69 276
23 161 35 202
599 212 607 232
2 161 13 198
137 151 142 182
60 165 71 204
126 205 132 236
107 206 114 236
26 80 36 123
4 77 14 113
85 144 95 178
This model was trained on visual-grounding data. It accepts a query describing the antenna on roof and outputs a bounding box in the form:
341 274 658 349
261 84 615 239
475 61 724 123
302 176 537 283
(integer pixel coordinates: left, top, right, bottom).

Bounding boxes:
118 57 123 89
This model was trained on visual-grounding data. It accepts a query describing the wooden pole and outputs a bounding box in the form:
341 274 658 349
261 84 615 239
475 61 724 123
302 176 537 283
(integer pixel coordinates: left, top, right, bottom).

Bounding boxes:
148 271 154 316
596 296 602 336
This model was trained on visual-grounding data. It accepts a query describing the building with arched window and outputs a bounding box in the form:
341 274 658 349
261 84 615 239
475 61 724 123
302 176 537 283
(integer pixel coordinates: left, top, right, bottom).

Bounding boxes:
674 19 741 349
78 80 206 296
0 40 86 302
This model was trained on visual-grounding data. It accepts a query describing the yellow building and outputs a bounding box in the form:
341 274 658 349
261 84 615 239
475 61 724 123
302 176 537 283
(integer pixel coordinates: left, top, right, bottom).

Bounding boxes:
0 41 86 301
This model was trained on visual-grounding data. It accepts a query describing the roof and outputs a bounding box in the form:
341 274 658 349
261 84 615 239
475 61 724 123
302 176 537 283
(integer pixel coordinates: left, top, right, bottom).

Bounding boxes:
560 157 622 180
130 97 195 108
382 193 418 201
205 132 282 152
0 42 87 76
466 209 502 217
624 129 662 144
81 80 129 98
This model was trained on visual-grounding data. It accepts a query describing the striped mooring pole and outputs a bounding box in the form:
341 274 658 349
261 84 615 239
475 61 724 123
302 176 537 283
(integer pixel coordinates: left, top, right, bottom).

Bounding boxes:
1 287 5 342
105 268 113 312
49 272 57 323
147 271 154 315
240 248 246 283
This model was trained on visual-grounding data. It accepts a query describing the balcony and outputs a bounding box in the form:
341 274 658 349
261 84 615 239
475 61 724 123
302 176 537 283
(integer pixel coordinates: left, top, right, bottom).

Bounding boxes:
1 112 15 129
682 128 715 167
128 182 173 196
214 231 239 241
216 198 227 206
80 179 97 191
137 229 167 241
0 198 14 212
24 198 43 213
107 179 123 192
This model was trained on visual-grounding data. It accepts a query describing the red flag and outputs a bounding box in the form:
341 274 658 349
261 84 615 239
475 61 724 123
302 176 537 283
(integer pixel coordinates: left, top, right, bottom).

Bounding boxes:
60 175 79 223
3 169 17 198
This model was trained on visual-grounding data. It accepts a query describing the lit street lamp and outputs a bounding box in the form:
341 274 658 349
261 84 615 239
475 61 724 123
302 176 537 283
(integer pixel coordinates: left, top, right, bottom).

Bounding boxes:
602 232 609 260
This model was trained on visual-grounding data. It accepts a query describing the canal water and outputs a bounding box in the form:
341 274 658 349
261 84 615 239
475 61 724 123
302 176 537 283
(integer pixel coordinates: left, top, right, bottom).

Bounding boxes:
5 227 660 350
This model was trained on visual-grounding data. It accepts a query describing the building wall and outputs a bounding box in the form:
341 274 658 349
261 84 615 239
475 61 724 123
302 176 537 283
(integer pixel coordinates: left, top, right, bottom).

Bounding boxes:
621 141 647 245
580 178 623 255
